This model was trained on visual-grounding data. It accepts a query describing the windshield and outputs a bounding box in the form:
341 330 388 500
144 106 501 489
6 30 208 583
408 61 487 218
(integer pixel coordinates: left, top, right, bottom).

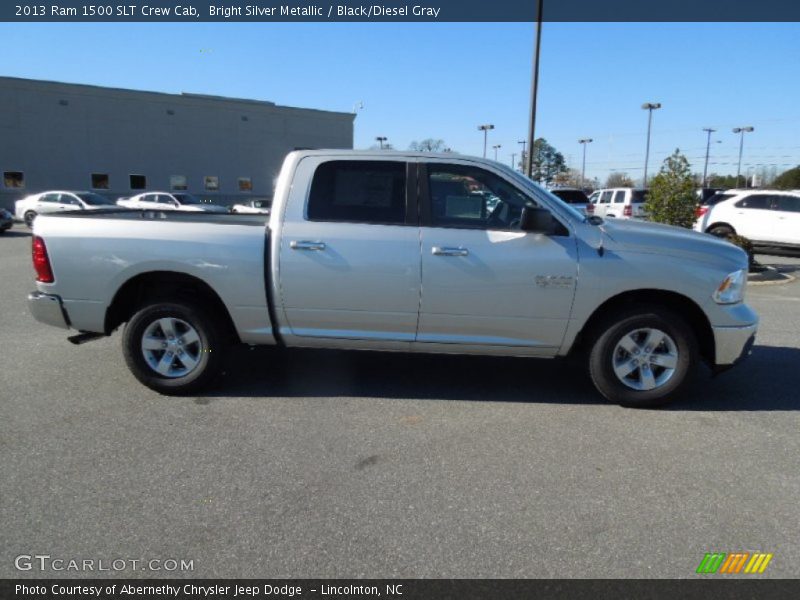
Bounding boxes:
76 192 115 206
173 194 202 205
550 190 588 204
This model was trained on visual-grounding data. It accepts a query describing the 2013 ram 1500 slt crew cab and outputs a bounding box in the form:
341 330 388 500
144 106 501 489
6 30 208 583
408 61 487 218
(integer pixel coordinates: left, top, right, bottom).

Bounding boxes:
28 150 758 407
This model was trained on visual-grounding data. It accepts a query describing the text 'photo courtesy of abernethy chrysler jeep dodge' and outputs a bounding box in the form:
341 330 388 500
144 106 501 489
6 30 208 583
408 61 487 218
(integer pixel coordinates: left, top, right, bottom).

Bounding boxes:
27 151 758 408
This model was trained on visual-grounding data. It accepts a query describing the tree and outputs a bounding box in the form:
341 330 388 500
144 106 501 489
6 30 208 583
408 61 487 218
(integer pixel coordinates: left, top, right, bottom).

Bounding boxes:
408 138 446 152
529 138 567 183
551 168 583 187
707 173 743 189
605 172 634 188
773 165 800 190
645 149 697 228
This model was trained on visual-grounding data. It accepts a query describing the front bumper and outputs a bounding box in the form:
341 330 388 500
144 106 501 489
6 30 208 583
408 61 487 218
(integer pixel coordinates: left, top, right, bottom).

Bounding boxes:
28 291 71 330
713 322 757 366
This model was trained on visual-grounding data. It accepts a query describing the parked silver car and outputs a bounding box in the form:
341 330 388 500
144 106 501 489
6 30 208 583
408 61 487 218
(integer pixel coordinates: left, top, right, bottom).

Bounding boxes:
28 151 757 407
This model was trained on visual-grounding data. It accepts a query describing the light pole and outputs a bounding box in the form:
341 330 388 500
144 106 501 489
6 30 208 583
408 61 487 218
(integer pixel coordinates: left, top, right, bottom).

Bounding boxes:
525 0 544 178
702 128 715 188
375 136 387 149
733 126 754 187
578 138 593 188
511 153 517 170
493 144 502 161
478 124 495 158
641 102 661 188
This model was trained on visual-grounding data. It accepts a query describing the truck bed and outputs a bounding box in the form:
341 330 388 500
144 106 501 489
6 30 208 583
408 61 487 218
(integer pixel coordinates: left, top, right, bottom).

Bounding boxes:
33 209 275 345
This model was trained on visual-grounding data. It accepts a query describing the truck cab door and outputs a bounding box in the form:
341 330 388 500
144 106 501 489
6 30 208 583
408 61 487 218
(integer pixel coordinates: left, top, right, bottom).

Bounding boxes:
416 161 578 352
277 157 421 344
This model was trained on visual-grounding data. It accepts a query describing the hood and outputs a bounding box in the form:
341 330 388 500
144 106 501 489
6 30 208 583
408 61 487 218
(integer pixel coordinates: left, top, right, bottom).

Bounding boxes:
598 218 747 270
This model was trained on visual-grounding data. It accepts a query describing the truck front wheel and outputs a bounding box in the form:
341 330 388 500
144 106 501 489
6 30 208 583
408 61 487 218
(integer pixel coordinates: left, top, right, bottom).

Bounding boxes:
122 301 225 395
588 307 697 408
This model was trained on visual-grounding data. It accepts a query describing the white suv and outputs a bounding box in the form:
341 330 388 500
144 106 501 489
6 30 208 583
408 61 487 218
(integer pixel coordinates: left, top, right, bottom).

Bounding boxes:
587 188 648 219
694 189 800 249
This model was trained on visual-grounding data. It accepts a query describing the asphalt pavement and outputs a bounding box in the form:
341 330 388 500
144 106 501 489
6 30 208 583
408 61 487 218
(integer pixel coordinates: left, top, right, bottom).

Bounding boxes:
1 229 799 578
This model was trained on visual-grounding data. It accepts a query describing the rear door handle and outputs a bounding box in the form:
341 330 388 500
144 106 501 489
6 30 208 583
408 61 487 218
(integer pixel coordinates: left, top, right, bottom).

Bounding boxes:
290 240 326 251
432 246 469 257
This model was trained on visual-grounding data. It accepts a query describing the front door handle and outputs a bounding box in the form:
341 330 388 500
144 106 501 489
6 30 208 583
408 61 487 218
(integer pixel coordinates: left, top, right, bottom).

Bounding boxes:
290 240 326 251
432 246 469 257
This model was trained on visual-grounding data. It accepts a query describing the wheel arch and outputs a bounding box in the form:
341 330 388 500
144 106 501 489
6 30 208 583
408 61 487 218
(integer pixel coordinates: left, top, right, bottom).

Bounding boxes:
571 289 714 365
105 270 239 342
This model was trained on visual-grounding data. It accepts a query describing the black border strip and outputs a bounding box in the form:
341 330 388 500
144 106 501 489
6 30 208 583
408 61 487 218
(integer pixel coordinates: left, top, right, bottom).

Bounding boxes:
3 1 800 22
2 579 799 600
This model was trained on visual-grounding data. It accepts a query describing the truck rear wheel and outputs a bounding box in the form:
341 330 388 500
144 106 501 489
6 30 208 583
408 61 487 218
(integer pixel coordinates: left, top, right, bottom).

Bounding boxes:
588 307 697 408
122 301 225 395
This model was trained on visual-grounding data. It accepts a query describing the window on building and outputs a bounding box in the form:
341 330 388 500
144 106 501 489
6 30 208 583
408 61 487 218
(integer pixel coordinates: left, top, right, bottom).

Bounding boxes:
238 177 253 192
204 176 219 191
170 175 187 191
91 173 109 190
308 161 406 225
130 174 147 190
4 171 24 188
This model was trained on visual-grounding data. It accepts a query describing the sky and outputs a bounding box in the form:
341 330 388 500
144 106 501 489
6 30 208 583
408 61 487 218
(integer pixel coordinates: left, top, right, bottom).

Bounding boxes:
1 21 798 184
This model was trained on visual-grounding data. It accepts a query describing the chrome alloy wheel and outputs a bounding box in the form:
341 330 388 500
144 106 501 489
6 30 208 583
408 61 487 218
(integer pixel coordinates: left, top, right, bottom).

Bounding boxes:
141 317 203 378
611 328 678 391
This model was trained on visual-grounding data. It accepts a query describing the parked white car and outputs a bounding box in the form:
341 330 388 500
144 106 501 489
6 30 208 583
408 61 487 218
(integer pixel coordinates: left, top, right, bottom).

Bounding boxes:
117 192 228 213
15 191 119 228
587 188 648 219
694 189 800 249
231 198 271 214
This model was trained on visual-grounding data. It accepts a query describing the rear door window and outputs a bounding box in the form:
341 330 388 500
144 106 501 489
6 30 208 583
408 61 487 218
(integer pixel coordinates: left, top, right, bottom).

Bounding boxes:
613 190 626 204
735 195 772 210
308 161 407 225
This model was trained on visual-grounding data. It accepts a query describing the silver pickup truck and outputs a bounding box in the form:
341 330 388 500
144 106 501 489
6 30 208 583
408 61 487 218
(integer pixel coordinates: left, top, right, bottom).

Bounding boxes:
28 150 757 407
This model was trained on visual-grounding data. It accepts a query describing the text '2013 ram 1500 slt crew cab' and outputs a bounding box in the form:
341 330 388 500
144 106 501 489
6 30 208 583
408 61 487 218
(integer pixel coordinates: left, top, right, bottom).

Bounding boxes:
28 150 758 407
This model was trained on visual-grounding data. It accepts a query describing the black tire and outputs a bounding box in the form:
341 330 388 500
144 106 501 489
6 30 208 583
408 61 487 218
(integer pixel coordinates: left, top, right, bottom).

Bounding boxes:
707 224 734 238
588 306 697 408
24 211 37 228
122 301 226 395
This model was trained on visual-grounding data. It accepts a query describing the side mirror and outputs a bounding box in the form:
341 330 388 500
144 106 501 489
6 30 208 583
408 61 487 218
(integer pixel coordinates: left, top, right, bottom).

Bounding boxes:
520 207 553 233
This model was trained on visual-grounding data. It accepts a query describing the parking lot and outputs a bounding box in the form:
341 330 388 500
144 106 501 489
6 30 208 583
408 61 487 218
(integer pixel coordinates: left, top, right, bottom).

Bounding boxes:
1 228 799 578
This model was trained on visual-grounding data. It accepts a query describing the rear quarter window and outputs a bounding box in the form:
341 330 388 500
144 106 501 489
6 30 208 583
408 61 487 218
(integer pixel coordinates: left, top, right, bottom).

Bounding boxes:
703 193 735 206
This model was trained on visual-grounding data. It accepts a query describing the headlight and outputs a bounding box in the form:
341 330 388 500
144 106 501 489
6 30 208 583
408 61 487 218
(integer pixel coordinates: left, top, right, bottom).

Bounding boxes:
713 269 746 304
